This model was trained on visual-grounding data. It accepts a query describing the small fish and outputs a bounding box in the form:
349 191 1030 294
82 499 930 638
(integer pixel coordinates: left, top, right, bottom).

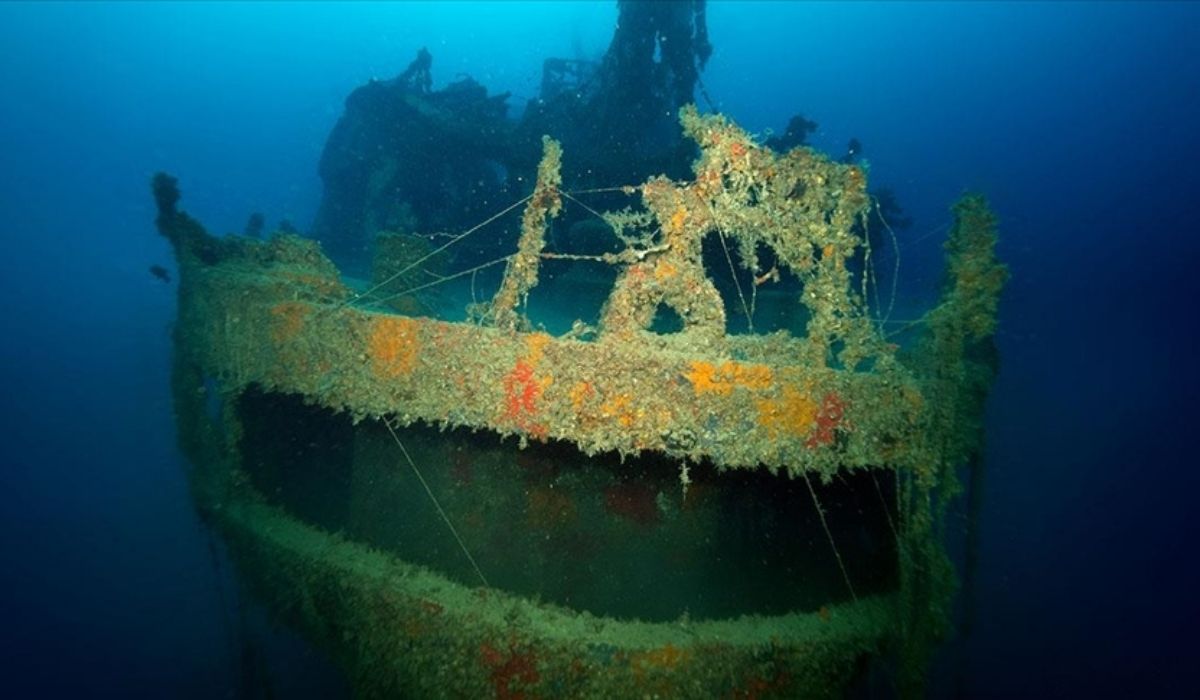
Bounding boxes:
149 264 171 283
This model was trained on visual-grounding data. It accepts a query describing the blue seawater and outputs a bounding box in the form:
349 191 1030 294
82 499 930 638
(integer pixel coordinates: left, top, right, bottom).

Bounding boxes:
1 2 1196 697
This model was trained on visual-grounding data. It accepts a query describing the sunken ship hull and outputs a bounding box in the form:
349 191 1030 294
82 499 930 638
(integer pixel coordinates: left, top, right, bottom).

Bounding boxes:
158 106 1004 698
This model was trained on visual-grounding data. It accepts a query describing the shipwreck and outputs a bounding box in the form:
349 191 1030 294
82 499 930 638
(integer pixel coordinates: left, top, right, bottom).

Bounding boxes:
157 106 1004 698
156 5 1005 697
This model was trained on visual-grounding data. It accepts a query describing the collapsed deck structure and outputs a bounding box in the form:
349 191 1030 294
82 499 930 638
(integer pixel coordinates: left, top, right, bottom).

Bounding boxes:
158 106 1005 698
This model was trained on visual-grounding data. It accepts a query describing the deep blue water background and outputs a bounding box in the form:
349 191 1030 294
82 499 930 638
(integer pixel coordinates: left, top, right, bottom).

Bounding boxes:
1 2 1197 697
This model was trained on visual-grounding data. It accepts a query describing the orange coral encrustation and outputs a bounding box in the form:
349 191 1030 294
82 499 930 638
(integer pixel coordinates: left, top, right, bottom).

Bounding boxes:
684 360 773 396
270 301 310 345
755 385 819 440
368 315 421 379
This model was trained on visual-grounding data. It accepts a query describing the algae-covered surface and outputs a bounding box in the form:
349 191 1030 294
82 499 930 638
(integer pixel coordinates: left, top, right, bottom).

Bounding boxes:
159 102 1005 697
169 110 948 480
